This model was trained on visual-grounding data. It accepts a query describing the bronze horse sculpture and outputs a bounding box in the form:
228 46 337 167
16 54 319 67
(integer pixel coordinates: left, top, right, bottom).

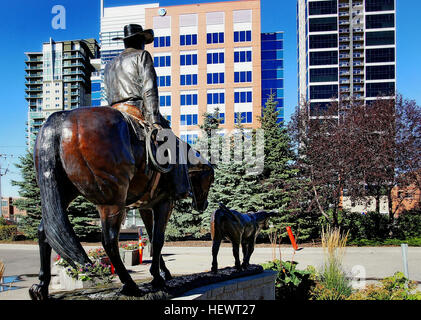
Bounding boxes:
29 106 214 300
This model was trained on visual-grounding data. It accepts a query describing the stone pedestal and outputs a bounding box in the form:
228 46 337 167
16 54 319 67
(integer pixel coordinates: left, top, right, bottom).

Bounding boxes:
50 265 276 300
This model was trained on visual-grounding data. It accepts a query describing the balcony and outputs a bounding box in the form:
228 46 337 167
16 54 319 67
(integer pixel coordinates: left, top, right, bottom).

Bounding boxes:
353 61 363 66
340 79 350 84
339 12 349 17
339 28 350 33
340 71 350 76
339 3 349 9
353 78 363 83
353 87 364 92
339 45 350 50
25 87 42 92
29 112 45 119
353 70 364 75
339 37 350 42
353 36 364 41
25 73 43 79
339 53 350 59
340 87 350 93
63 53 84 60
340 62 350 67
339 20 350 25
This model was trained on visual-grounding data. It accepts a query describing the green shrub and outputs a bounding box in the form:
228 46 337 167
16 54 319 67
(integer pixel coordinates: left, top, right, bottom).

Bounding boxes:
392 210 421 239
0 216 7 226
262 260 316 300
348 237 421 247
348 272 421 300
0 225 17 241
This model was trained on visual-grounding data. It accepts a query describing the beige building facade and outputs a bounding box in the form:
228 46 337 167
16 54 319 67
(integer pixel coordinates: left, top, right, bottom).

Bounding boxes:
145 0 262 141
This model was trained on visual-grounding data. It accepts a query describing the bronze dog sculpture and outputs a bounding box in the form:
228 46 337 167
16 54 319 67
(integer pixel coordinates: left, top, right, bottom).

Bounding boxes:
211 203 276 273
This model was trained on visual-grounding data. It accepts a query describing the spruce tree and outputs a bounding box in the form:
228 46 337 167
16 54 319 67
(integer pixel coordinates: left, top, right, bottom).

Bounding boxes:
11 151 42 239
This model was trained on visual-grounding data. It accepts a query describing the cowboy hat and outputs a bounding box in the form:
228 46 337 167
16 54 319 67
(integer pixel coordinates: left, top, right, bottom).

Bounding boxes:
112 24 154 44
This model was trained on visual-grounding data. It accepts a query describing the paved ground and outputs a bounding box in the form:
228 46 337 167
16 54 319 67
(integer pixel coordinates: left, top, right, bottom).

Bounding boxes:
1 243 420 300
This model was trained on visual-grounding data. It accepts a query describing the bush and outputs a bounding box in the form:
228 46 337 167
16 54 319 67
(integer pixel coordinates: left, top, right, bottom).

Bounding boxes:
262 260 316 300
339 211 390 241
348 272 421 300
348 237 421 247
0 225 17 241
392 210 421 239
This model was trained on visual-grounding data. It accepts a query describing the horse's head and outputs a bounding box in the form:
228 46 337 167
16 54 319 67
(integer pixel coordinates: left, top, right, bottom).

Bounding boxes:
189 163 215 212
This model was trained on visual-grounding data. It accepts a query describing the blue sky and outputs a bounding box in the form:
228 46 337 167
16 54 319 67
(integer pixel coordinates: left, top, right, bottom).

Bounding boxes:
0 0 420 197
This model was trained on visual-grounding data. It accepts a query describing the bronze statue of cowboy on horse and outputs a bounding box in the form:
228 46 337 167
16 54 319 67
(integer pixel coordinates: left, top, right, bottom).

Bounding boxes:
29 24 214 300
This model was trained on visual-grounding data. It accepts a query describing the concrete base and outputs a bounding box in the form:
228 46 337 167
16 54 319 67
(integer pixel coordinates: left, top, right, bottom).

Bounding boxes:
173 270 277 300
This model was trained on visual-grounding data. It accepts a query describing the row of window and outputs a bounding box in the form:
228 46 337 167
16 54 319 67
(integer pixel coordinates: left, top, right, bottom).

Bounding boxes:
157 71 254 86
309 82 395 99
159 91 254 106
154 51 253 67
234 112 253 124
154 31 252 48
308 48 395 65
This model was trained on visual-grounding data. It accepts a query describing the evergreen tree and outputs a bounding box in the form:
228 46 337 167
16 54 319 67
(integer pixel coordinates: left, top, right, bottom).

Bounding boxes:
259 93 319 241
12 150 101 240
166 108 222 240
11 151 41 239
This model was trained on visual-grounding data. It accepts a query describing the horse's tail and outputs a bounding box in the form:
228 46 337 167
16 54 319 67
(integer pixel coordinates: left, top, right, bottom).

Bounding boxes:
35 112 90 268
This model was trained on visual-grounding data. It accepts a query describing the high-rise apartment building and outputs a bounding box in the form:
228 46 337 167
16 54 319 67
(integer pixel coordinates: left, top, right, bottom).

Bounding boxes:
297 0 396 116
25 38 99 145
261 32 284 123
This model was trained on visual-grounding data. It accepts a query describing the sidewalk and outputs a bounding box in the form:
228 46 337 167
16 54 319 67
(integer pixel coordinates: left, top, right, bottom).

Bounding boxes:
1 244 420 300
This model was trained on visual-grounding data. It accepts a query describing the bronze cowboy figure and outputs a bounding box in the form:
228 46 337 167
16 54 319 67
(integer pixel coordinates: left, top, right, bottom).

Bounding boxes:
105 24 191 200
29 24 214 300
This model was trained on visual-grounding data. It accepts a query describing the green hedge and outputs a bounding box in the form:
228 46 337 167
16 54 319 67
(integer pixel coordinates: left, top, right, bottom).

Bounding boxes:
0 225 17 241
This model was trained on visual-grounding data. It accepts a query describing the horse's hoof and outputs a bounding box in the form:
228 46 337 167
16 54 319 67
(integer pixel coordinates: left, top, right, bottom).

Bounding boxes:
241 263 250 269
164 272 173 281
151 276 166 288
235 264 242 271
211 266 218 274
120 282 141 296
29 284 48 301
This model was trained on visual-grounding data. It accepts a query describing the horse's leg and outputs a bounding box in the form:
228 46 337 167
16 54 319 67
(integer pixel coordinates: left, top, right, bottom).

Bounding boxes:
211 234 222 273
29 219 52 300
149 200 173 288
139 208 173 280
97 204 139 295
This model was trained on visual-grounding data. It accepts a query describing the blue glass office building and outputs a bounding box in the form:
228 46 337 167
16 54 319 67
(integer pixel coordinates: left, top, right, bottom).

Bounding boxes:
261 32 284 123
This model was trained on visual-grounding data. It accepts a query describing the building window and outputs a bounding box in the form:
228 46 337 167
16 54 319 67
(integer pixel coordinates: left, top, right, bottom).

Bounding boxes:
309 17 338 32
207 32 224 44
366 48 395 63
309 34 338 49
207 52 224 64
234 71 252 83
157 75 171 87
366 31 395 46
159 95 171 107
207 92 225 105
180 74 198 86
366 65 395 80
180 34 198 46
366 14 395 29
310 68 338 83
164 115 171 126
234 50 252 63
366 82 395 97
310 85 338 100
180 114 198 126
207 72 225 84
308 0 337 15
366 0 394 12
154 55 171 67
234 91 252 103
234 112 252 124
180 93 198 106
180 53 198 66
154 36 171 48
180 133 198 144
234 30 251 42
310 51 338 66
